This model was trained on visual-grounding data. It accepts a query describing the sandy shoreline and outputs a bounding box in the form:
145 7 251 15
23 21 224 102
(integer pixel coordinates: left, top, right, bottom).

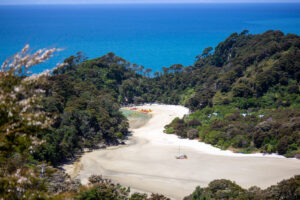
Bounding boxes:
63 104 300 199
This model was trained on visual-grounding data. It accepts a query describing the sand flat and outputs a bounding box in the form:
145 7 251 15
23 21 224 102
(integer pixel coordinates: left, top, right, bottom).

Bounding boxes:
63 104 300 199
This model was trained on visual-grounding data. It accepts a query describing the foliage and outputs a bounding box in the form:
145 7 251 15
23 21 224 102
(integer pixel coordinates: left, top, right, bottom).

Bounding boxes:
34 53 132 166
0 45 61 199
75 175 169 200
154 30 300 157
184 175 300 200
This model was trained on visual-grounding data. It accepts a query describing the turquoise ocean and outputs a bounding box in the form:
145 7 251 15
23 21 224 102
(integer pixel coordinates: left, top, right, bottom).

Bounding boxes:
0 3 300 73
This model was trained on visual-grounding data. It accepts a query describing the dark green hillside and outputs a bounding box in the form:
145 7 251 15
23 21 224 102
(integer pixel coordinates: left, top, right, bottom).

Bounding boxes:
147 30 300 157
33 52 145 165
122 30 300 106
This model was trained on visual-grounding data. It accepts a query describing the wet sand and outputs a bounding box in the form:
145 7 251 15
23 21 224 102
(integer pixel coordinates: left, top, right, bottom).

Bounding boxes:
121 108 152 129
63 104 300 199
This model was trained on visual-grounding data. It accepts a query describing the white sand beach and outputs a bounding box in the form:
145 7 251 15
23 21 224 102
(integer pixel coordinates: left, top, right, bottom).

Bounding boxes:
63 104 300 199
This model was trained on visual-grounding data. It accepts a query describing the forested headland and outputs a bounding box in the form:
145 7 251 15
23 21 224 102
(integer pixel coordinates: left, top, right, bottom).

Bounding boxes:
1 30 300 199
155 30 300 158
118 30 300 158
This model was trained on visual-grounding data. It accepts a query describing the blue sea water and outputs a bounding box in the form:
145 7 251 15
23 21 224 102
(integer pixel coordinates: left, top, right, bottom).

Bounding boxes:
0 3 300 73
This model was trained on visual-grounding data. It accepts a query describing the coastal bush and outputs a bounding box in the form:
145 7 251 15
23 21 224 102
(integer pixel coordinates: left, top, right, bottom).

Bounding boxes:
166 104 300 156
184 175 300 200
33 54 132 165
158 31 300 157
75 176 170 200
0 45 63 199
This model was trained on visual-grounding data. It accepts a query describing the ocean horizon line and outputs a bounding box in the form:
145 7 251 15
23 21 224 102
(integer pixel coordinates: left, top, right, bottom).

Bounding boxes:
1 2 300 6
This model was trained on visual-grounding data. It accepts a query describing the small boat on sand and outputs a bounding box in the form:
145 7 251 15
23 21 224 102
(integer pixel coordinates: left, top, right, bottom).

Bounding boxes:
176 143 188 159
176 154 188 159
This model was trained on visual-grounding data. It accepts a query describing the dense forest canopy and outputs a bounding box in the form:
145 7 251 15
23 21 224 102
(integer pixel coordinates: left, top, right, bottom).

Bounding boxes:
147 30 300 157
33 52 133 166
1 30 300 199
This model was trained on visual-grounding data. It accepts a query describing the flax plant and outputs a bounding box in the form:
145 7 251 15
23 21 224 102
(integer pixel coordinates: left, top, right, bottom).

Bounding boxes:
0 45 62 199
0 45 62 136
